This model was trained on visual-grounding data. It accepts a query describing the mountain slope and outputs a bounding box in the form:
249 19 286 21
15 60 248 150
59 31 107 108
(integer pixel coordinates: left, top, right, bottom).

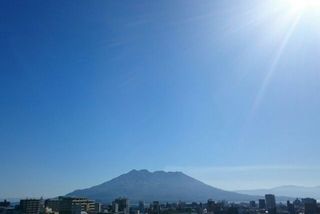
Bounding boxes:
67 169 258 202
237 185 320 199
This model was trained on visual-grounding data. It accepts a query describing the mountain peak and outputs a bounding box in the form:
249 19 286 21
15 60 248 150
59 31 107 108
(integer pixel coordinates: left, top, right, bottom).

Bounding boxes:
128 169 151 174
128 169 183 174
126 169 185 176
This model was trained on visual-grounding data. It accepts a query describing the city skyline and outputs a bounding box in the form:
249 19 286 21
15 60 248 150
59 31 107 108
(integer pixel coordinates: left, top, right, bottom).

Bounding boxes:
2 194 317 214
1 0 320 198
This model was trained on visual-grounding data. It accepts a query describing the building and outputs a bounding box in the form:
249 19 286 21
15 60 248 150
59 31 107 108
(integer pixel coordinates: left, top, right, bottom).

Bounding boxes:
93 203 101 214
265 194 276 214
303 198 318 214
45 199 60 213
0 200 17 214
0 200 10 208
138 201 145 214
151 201 160 214
258 199 265 209
249 201 256 208
226 206 238 214
20 199 43 214
287 201 295 214
45 197 98 214
112 198 129 214
207 200 220 213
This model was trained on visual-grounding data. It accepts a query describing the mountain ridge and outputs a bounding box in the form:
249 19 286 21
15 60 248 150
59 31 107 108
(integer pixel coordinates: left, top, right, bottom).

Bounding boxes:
67 169 260 203
237 185 320 199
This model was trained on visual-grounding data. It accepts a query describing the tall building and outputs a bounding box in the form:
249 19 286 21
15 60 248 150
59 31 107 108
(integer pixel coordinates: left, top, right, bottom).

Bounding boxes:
138 201 145 214
303 198 318 214
258 199 266 209
20 199 43 214
112 198 129 214
287 201 295 214
151 201 160 214
265 194 276 214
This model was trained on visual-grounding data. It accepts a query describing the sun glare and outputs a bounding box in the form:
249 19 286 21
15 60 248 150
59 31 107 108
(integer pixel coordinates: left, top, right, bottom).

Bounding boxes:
288 0 320 12
249 0 320 117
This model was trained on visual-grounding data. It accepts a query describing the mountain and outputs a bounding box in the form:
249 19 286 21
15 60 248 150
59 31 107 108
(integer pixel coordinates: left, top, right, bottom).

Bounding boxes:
67 169 259 203
237 185 320 200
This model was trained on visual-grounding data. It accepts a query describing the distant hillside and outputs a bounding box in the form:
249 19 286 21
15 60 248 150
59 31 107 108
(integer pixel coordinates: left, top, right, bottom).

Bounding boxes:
67 169 259 203
237 185 320 200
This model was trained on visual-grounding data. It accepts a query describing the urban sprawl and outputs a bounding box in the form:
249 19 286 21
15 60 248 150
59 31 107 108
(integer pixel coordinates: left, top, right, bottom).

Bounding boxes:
0 194 319 214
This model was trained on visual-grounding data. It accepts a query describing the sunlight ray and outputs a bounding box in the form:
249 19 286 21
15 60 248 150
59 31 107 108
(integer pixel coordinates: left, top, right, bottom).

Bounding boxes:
251 14 302 114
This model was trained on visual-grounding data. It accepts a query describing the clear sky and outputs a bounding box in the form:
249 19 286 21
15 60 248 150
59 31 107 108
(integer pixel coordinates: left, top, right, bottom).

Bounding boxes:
1 0 320 198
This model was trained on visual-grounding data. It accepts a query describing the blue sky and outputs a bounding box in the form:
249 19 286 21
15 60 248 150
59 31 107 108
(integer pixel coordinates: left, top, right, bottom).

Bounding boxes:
1 0 320 198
